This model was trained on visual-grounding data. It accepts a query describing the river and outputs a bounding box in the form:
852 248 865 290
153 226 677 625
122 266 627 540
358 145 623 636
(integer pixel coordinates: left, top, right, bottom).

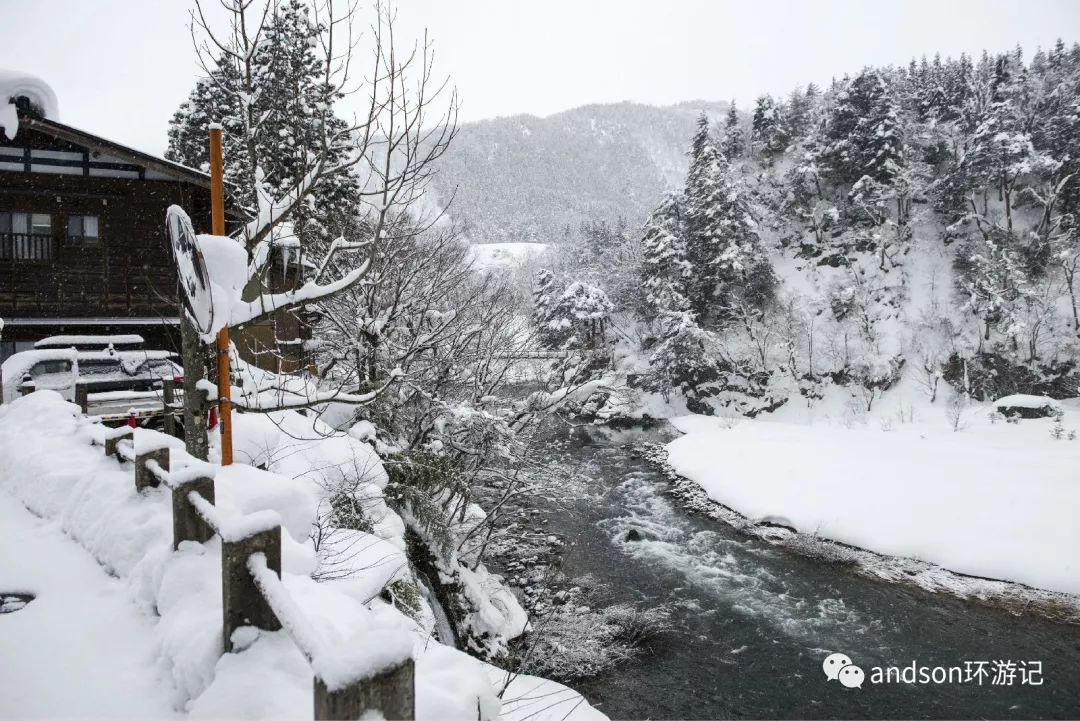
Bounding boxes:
535 422 1080 719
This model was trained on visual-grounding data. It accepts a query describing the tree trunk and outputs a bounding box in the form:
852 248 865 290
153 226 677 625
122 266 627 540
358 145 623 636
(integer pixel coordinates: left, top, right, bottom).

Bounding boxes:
1065 267 1080 333
1003 177 1013 234
181 316 210 461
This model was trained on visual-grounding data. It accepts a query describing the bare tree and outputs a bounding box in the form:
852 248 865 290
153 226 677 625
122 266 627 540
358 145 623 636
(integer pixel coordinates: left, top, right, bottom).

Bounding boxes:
177 0 460 436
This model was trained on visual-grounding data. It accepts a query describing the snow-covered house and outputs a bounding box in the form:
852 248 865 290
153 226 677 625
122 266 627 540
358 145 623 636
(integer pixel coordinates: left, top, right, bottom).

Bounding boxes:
0 72 215 361
0 71 310 373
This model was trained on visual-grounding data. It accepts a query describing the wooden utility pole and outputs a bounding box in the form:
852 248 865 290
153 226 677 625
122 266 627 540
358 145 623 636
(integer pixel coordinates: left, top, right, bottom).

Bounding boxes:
209 124 233 466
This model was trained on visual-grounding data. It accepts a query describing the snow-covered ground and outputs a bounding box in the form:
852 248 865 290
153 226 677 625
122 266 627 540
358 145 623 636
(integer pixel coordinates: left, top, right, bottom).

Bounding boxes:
467 242 548 270
664 394 1080 597
0 391 603 721
0 492 179 719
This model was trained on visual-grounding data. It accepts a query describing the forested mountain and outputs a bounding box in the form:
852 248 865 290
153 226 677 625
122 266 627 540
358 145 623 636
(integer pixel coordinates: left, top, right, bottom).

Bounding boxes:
531 42 1080 417
430 100 728 243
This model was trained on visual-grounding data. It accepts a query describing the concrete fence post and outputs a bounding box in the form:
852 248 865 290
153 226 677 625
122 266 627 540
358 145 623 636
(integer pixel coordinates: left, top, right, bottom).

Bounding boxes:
105 428 133 458
313 660 415 721
172 476 216 550
222 526 282 652
75 384 88 414
135 447 168 492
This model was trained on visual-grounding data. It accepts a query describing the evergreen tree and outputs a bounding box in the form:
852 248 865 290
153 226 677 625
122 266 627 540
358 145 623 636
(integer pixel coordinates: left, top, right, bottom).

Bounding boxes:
165 0 358 245
820 69 904 188
721 101 744 159
166 57 252 212
961 53 1058 232
644 311 722 403
549 282 613 349
786 87 811 140
683 114 774 323
640 193 690 316
532 269 567 348
751 94 789 159
252 0 358 244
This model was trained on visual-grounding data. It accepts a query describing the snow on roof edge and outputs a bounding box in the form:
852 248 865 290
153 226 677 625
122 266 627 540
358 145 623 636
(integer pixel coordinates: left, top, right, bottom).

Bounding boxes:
0 69 59 140
35 334 145 348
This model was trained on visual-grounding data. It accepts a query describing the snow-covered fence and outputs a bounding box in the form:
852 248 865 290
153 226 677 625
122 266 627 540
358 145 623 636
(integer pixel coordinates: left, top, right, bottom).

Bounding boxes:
116 428 414 720
74 379 185 433
93 424 132 459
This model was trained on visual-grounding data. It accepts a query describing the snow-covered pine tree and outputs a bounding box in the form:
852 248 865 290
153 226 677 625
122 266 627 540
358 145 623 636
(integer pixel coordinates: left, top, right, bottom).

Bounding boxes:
639 192 690 317
644 311 722 407
960 53 1058 236
532 269 566 348
683 113 775 324
165 75 218 173
786 87 812 140
166 0 359 246
721 101 744 159
820 69 904 189
166 56 253 211
551 282 614 349
751 94 789 159
252 0 359 246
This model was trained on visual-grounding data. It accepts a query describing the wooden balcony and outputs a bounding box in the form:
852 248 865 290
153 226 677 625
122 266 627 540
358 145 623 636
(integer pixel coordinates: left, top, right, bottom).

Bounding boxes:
0 233 54 262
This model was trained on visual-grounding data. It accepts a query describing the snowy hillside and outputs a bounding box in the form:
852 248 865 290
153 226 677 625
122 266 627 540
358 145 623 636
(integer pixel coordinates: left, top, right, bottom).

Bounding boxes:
431 100 730 244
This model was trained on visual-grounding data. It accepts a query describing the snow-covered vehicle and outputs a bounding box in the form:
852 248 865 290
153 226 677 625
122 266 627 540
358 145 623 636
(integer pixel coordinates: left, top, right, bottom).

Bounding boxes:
1 342 184 427
0 348 78 403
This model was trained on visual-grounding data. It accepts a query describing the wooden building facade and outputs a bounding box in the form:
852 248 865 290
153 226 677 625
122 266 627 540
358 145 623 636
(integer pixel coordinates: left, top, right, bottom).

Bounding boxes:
0 104 212 360
0 100 310 372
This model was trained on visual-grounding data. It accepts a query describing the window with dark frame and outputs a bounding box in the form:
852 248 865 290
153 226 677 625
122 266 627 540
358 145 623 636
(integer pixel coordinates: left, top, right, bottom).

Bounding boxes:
67 214 100 246
0 211 53 260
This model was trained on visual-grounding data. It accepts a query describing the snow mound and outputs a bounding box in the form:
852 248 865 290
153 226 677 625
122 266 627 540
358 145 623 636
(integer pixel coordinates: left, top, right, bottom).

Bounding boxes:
0 69 59 139
994 394 1062 412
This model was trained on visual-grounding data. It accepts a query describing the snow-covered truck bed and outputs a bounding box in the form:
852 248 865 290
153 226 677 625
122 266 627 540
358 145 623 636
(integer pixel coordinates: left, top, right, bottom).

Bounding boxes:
85 389 184 425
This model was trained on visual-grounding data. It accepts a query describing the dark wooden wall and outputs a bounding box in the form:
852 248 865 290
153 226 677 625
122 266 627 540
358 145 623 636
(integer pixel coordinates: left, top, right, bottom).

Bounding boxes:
0 127 212 322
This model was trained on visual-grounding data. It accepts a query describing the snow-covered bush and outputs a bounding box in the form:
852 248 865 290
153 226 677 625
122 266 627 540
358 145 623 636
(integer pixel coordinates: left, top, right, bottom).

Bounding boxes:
512 593 672 682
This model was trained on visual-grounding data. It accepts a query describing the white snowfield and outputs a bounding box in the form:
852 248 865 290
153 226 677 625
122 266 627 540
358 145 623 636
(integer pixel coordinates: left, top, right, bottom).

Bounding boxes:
666 411 1080 596
0 391 603 721
0 493 179 719
467 242 548 270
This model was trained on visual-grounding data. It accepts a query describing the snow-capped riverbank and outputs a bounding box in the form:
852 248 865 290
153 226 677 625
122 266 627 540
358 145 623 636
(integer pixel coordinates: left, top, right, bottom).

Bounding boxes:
651 407 1080 619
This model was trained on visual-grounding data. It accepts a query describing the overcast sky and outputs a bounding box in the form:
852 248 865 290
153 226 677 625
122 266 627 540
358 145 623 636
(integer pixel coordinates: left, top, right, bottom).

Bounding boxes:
3 0 1078 155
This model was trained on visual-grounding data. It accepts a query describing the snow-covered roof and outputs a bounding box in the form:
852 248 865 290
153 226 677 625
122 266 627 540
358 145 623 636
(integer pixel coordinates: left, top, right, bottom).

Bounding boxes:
0 68 209 186
0 69 59 140
34 334 145 349
19 115 211 187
